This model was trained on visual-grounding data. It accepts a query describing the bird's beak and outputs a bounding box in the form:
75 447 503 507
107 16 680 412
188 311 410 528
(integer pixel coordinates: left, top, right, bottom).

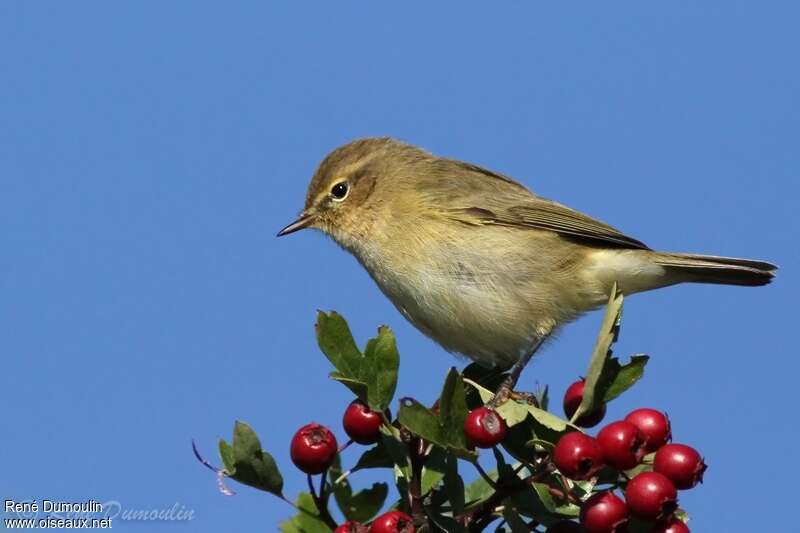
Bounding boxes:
277 211 316 237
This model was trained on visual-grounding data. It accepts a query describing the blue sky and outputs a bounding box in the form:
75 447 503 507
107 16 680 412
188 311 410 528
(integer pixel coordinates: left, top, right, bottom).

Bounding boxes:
1 2 797 531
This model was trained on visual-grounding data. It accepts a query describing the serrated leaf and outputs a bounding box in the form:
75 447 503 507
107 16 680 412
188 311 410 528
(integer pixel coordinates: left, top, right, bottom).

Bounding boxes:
352 441 394 472
363 326 400 411
498 401 530 428
330 371 369 401
279 492 331 533
218 439 235 473
538 385 550 412
223 421 283 496
397 397 476 460
464 468 497 504
378 428 411 478
602 354 649 402
421 446 448 494
463 378 494 404
623 461 653 479
398 398 444 445
572 285 624 423
438 368 469 449
316 311 362 379
527 405 575 432
334 482 388 523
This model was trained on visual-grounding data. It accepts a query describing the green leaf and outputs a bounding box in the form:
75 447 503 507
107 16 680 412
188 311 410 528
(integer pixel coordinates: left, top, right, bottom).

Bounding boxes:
316 311 362 379
279 492 331 533
526 405 575 432
438 368 469 449
498 401 531 428
378 429 412 478
601 354 649 403
443 454 465 515
351 440 395 472
333 482 389 523
464 468 497 504
221 421 283 496
463 377 494 404
421 446 448 495
397 397 476 460
537 385 550 412
326 456 388 524
318 313 402 409
218 439 235 473
363 326 400 411
462 377 528 428
397 398 444 445
330 371 369 400
623 461 653 479
572 285 624 423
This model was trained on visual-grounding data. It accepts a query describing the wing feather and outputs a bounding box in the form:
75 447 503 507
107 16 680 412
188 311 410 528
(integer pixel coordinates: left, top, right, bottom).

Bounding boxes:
430 160 649 250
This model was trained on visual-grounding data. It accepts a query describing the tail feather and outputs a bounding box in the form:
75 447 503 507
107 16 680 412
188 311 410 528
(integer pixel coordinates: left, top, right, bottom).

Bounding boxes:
654 253 777 287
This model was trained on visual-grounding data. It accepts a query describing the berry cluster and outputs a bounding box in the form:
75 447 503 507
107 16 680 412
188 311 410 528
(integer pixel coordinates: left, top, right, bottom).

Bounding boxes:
202 308 714 530
549 380 706 532
289 399 415 532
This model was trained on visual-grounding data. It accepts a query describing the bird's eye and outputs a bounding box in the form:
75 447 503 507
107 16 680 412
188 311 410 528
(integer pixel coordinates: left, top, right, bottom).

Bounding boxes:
330 181 349 201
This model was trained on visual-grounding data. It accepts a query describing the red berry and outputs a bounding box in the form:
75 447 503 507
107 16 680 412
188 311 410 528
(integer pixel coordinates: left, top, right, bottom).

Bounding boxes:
343 400 383 444
624 408 672 452
653 518 690 533
546 520 583 532
653 443 707 490
580 491 628 533
369 510 415 533
553 431 605 480
335 522 366 533
625 471 678 520
563 379 607 428
596 420 647 470
463 407 507 448
289 423 338 474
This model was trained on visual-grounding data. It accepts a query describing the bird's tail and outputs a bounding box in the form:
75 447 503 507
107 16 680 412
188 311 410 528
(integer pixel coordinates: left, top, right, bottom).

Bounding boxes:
652 252 777 287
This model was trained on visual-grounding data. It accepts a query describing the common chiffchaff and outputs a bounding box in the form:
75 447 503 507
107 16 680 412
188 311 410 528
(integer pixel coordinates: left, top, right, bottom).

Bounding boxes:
279 138 776 374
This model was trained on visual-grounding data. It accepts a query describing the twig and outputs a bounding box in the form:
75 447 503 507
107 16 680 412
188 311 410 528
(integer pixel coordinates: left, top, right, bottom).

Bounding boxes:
306 474 338 528
472 460 498 490
406 434 427 524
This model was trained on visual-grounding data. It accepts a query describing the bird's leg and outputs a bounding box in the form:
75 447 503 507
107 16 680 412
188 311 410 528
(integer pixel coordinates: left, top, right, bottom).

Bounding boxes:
489 337 544 408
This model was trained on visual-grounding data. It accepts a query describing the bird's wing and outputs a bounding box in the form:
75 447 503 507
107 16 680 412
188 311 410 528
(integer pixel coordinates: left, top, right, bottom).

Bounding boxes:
499 200 649 249
434 161 650 250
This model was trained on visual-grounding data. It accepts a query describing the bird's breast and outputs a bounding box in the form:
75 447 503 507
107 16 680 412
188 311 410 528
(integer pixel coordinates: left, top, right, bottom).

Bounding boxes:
349 226 559 366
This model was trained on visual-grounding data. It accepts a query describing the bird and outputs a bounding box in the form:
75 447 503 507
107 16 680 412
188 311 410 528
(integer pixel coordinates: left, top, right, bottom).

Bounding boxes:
278 137 776 397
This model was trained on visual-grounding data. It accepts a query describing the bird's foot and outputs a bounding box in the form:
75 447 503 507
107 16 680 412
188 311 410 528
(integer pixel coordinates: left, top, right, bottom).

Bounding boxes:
488 385 511 408
509 390 539 407
488 386 539 408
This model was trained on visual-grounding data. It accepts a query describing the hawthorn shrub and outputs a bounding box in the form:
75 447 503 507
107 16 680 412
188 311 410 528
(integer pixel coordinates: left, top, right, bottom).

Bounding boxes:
194 288 703 532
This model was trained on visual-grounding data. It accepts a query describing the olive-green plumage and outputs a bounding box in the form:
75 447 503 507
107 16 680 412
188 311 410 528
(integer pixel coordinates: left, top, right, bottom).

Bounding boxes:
279 138 776 368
